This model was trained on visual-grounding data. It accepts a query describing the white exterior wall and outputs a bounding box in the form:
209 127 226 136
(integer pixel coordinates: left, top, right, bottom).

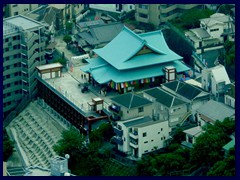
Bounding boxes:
120 104 153 121
224 95 235 108
207 24 224 39
117 122 130 154
137 120 171 157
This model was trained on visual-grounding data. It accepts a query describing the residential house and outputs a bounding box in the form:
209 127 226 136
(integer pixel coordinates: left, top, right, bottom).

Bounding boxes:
113 116 171 158
201 64 231 102
196 100 235 127
143 87 188 127
224 83 235 108
3 4 39 18
181 126 204 148
108 93 153 121
161 80 210 121
89 4 135 14
75 22 123 55
185 13 235 53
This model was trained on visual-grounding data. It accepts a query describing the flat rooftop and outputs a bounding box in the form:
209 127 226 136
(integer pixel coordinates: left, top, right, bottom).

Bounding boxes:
4 15 43 31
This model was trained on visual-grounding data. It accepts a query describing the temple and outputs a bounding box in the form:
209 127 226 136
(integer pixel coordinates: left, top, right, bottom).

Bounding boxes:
81 26 190 93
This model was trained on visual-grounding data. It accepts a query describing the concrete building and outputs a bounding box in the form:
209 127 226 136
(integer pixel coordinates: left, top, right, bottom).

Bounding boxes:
161 80 210 121
3 15 47 117
196 100 235 127
89 4 135 14
224 83 235 108
109 93 153 121
185 13 235 53
3 4 39 18
143 87 188 127
201 64 231 101
181 126 204 148
135 4 203 26
113 116 171 158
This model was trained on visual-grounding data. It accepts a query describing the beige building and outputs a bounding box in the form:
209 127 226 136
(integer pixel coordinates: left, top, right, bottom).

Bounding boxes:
135 4 203 26
3 15 47 117
3 4 39 18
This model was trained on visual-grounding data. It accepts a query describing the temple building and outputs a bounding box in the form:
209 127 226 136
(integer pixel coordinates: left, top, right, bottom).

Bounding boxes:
81 26 190 93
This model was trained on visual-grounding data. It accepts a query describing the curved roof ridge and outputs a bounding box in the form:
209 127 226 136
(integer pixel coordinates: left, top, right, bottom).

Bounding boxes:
123 26 145 43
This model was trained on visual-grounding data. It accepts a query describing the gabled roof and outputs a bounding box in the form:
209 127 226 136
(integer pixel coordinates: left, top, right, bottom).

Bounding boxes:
211 65 230 84
183 126 204 137
197 100 235 122
111 93 152 109
162 80 208 101
78 22 123 46
93 26 182 70
201 13 233 27
144 87 187 108
190 28 210 39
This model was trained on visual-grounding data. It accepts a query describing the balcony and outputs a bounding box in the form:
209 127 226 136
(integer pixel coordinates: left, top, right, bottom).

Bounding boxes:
109 104 121 114
113 127 123 136
113 136 123 145
129 141 138 149
129 131 138 139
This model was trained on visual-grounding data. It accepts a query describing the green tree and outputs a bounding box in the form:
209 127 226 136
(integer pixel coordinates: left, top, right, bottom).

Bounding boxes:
54 58 66 66
218 4 235 16
53 128 85 163
63 35 72 46
3 129 14 161
190 123 230 167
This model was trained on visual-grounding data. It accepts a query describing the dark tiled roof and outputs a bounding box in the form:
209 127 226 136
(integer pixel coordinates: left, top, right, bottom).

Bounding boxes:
162 81 206 100
78 22 123 46
111 93 152 109
144 87 187 108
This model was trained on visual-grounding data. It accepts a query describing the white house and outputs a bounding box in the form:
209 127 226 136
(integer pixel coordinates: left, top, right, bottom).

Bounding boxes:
201 64 231 101
224 83 235 108
185 13 235 53
161 80 210 121
113 116 171 158
196 100 235 127
108 93 153 121
181 126 204 148
143 87 188 127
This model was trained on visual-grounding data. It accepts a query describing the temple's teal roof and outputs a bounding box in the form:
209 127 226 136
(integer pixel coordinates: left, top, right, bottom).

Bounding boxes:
81 26 190 84
93 26 182 70
81 59 189 84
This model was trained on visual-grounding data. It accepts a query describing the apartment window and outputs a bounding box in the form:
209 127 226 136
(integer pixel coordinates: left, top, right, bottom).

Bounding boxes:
139 13 148 19
14 54 20 58
6 75 10 79
210 28 219 32
5 57 10 61
5 47 9 52
5 38 9 43
144 141 148 144
14 63 19 67
6 65 10 70
13 35 20 40
143 132 147 137
138 107 144 113
139 4 148 9
13 45 20 50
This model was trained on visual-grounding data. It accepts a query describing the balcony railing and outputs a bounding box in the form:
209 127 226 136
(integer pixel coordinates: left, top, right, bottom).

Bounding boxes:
129 141 138 149
113 136 123 145
129 131 138 139
113 127 123 136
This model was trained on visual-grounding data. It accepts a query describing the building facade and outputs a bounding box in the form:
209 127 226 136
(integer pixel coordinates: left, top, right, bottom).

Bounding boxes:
3 15 46 117
135 4 202 26
113 116 171 158
3 4 39 18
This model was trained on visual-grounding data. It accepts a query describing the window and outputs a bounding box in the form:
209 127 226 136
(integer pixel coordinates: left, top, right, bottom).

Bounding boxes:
144 150 148 153
14 12 19 16
151 140 154 142
161 128 163 131
210 28 219 32
139 13 148 19
13 4 18 7
6 75 10 79
144 141 148 144
5 57 10 61
139 4 148 9
138 107 144 113
5 38 9 43
158 132 160 134
5 47 9 52
143 132 147 137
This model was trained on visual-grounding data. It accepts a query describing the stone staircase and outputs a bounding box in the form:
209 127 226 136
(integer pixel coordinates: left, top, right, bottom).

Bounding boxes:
9 101 63 169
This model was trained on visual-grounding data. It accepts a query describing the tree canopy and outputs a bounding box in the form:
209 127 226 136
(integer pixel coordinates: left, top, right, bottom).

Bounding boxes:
63 35 72 45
